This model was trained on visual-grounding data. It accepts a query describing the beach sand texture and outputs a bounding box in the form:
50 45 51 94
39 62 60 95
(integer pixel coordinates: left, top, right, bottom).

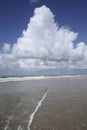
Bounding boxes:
0 76 87 130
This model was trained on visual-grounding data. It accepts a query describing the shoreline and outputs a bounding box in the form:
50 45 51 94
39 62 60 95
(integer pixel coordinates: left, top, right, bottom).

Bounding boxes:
0 75 87 83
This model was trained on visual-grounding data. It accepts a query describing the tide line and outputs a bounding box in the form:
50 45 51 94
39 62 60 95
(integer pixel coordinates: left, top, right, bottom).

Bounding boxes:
17 125 23 130
27 89 49 130
4 122 9 130
4 116 12 130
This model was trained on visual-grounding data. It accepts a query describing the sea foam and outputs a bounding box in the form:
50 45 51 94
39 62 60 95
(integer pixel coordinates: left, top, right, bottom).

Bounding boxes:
27 89 49 130
0 75 86 83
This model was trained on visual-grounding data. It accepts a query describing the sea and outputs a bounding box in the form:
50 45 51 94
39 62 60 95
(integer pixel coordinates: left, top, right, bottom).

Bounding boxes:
0 75 87 130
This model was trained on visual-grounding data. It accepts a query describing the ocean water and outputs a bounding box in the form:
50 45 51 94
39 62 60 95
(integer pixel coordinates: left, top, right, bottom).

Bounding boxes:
0 76 87 130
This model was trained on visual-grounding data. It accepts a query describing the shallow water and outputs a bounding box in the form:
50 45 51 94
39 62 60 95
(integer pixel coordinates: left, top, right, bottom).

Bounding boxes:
0 77 87 130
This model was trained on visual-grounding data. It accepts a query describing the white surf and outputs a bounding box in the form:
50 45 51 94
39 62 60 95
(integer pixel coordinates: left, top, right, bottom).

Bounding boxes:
4 122 9 130
17 125 23 130
27 89 49 130
4 116 12 130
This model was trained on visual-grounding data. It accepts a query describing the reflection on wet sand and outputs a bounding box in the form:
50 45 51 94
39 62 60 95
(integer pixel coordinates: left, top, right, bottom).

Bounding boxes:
0 76 87 130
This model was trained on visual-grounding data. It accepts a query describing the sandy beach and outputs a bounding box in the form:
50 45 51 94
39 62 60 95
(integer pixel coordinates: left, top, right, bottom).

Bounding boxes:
0 76 87 130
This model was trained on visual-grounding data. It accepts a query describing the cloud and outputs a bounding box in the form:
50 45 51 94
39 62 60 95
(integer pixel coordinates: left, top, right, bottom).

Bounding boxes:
29 0 39 3
0 5 87 75
2 43 11 53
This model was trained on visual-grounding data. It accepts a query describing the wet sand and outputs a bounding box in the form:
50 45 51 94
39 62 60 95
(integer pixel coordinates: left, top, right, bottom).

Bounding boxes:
0 76 87 130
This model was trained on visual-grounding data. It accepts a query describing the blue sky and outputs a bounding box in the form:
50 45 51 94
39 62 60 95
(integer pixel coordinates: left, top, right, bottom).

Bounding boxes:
0 0 87 75
0 0 87 47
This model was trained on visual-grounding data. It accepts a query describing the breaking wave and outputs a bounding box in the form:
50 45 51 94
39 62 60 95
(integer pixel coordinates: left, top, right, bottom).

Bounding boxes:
0 75 86 83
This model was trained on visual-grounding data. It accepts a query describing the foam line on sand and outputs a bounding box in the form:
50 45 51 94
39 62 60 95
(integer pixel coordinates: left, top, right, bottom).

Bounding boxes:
27 89 49 130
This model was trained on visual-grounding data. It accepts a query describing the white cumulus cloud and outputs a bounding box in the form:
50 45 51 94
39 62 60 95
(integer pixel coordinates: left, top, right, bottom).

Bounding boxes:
2 43 11 53
0 5 87 75
29 0 39 3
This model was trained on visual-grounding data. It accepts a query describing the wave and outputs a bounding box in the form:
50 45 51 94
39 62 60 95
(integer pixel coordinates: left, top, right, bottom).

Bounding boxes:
0 75 87 83
0 76 45 82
